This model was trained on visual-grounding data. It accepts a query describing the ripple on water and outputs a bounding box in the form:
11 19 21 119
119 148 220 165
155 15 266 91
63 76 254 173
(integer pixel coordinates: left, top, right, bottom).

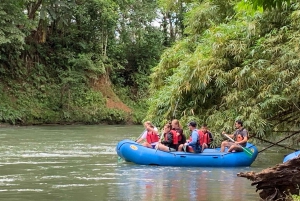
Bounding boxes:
0 161 66 165
40 176 68 179
75 176 116 180
20 153 92 158
14 189 43 192
52 184 93 188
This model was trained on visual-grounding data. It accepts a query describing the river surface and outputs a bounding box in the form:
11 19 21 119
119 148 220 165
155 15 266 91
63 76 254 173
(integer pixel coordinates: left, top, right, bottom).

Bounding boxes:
0 125 293 201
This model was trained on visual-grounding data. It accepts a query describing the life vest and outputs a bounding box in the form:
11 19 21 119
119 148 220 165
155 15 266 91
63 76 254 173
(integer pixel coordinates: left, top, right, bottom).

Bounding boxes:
171 130 178 145
236 134 243 142
146 131 159 143
173 128 184 143
198 130 211 146
164 130 178 145
234 128 247 142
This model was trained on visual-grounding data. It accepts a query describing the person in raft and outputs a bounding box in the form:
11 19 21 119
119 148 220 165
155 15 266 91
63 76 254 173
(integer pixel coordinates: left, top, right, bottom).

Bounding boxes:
136 121 159 148
171 119 186 151
198 123 214 152
220 120 249 152
178 121 201 153
155 123 177 152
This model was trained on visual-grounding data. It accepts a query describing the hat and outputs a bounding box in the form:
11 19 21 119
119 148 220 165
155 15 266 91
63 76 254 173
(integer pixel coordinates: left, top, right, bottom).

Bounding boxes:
188 121 197 127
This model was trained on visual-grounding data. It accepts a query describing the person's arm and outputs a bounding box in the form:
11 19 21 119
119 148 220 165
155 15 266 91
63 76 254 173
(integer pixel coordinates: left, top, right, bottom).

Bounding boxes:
222 131 234 139
176 129 183 136
208 132 213 141
136 131 147 143
166 132 173 144
187 131 198 146
236 136 248 144
181 134 186 143
146 125 158 135
162 133 173 145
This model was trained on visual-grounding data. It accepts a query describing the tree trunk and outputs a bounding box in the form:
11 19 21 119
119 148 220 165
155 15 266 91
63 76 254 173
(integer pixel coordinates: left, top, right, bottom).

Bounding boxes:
27 0 43 20
237 156 300 200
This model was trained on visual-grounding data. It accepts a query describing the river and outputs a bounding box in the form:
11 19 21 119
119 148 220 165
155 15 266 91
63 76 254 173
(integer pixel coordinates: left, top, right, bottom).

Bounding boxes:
0 125 291 201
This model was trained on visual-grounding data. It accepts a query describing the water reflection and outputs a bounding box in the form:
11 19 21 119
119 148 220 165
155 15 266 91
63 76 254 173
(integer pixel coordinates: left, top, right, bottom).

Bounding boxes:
114 165 258 201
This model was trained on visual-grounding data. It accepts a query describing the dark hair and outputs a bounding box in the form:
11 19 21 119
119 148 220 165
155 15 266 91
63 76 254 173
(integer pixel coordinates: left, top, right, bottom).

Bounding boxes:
235 120 243 126
202 123 208 127
164 123 172 129
188 121 197 127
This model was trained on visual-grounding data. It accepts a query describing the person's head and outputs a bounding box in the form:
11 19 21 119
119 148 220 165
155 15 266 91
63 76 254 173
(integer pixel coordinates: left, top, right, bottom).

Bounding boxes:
171 119 182 129
235 120 243 129
188 121 197 131
144 121 154 129
201 123 208 133
163 123 172 133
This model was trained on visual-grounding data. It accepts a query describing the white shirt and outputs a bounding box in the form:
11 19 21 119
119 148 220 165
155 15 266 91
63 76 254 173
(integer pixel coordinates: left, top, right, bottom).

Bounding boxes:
141 127 159 145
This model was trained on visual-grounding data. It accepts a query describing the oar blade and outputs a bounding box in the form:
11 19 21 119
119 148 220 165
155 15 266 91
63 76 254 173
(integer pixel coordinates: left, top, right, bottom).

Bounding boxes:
243 147 253 158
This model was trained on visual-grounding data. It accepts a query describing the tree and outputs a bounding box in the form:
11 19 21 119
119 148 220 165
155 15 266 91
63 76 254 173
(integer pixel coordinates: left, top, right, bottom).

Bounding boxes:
146 0 300 139
247 0 291 9
109 0 164 99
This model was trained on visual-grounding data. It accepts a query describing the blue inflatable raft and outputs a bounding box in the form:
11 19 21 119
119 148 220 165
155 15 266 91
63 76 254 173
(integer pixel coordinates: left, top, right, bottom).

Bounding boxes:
116 139 259 167
283 150 300 163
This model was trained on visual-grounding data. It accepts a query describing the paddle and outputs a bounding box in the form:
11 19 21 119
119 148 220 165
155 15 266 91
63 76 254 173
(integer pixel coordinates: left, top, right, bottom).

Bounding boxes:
135 129 146 142
223 134 253 157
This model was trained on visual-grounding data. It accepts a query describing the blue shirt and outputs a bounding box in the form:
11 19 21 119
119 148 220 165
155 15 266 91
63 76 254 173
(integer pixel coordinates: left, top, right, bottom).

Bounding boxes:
187 129 201 153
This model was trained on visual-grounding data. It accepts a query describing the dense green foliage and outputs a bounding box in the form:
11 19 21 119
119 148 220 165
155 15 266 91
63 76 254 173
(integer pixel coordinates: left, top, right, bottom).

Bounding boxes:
248 0 292 9
2 0 300 139
0 0 166 125
293 194 300 201
147 0 300 140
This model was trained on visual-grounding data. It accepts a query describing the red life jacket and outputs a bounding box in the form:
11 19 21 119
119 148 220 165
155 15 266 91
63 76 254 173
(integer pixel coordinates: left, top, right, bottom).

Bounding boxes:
146 131 159 143
198 130 211 146
171 130 178 145
164 130 178 145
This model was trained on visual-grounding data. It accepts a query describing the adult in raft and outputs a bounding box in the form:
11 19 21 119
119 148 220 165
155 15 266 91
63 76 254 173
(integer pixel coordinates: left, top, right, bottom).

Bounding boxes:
155 123 177 152
136 121 159 148
220 120 249 152
171 119 186 150
178 121 201 153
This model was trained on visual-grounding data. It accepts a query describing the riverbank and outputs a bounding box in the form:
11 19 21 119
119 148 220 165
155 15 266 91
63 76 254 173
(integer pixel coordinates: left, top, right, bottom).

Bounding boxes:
0 75 147 126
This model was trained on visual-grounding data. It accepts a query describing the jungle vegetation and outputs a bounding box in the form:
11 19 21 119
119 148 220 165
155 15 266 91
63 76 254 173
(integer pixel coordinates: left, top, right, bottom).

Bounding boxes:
146 0 300 143
0 0 167 124
1 0 300 144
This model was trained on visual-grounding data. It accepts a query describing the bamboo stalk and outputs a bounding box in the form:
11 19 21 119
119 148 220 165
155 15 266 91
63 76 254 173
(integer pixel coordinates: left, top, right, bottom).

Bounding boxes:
256 131 300 153
251 136 298 152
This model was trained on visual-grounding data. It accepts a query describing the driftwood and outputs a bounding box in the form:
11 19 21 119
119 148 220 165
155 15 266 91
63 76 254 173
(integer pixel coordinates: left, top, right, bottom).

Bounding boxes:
237 155 300 201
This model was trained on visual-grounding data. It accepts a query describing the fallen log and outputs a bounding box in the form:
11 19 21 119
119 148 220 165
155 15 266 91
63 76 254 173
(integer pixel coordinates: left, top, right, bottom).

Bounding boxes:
237 155 300 201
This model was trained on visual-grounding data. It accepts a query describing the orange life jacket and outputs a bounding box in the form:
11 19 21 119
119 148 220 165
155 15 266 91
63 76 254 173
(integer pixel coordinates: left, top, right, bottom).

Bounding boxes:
146 131 159 143
164 130 178 145
235 128 247 142
236 134 243 142
198 130 211 146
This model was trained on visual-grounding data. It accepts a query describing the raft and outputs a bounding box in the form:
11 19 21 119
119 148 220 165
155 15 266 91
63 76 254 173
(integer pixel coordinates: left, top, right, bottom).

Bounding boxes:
116 139 259 167
283 150 300 163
